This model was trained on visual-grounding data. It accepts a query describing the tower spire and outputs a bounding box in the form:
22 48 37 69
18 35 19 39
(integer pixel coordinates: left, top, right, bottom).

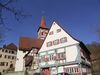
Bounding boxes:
38 16 49 40
39 16 47 28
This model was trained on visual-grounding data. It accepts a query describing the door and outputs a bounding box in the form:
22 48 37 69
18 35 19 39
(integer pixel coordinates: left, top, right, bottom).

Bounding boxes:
42 68 50 75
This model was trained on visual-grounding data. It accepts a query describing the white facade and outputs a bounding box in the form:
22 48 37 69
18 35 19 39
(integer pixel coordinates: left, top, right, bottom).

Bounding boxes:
39 22 79 53
65 45 78 62
39 22 80 66
39 46 79 67
38 21 91 75
15 50 28 71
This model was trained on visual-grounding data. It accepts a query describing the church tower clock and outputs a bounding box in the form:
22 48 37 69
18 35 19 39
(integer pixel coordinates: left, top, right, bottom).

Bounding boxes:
38 16 49 40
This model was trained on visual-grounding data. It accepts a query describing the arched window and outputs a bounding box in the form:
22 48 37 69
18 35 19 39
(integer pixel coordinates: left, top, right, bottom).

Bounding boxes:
10 64 13 68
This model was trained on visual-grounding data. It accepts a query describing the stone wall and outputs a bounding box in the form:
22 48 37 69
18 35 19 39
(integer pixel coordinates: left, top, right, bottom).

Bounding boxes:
4 71 25 75
3 69 39 75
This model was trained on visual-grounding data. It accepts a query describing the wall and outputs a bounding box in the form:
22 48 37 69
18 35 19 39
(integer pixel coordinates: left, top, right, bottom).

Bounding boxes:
15 50 27 71
65 45 78 62
3 70 39 75
0 48 17 72
3 71 25 75
39 22 79 52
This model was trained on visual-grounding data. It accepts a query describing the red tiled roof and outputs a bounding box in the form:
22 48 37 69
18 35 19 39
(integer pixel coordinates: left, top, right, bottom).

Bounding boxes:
39 16 47 28
19 37 43 51
5 43 17 50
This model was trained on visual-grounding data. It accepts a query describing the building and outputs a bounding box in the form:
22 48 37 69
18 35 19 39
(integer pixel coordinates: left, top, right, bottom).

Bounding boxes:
15 17 91 75
0 43 17 72
15 16 48 71
38 21 91 75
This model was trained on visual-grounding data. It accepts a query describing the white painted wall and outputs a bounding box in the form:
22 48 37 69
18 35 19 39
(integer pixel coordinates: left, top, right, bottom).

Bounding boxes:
65 45 78 62
57 48 65 53
58 66 64 73
51 67 57 74
15 50 27 71
39 62 46 67
48 61 55 65
48 50 55 54
39 21 79 53
64 64 79 68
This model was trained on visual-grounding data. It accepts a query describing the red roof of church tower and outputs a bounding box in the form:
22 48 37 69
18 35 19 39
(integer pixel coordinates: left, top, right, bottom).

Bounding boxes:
39 16 47 28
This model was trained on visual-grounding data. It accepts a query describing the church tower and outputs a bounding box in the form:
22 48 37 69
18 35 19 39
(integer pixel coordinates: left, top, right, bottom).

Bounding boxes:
38 16 49 40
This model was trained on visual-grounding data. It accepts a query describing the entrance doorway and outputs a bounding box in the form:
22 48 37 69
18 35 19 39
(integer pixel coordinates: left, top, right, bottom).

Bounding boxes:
41 67 50 75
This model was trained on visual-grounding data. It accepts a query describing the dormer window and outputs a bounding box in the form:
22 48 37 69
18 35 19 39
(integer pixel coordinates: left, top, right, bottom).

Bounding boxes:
47 41 52 47
49 31 53 35
60 37 67 43
57 29 61 33
53 39 59 45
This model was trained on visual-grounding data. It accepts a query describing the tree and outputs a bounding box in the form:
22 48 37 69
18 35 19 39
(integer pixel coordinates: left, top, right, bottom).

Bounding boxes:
0 0 29 42
0 0 27 24
87 42 100 74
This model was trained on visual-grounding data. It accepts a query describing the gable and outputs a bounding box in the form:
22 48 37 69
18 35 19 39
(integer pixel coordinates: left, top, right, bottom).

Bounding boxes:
39 21 79 52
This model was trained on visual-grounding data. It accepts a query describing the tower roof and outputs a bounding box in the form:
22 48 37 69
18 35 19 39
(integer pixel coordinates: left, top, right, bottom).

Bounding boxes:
39 16 47 28
5 43 17 50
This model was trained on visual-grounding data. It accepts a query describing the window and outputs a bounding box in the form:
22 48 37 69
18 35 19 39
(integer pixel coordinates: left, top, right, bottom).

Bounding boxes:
53 39 59 45
49 31 53 35
9 50 11 53
5 50 8 53
40 56 45 62
67 68 69 73
10 64 13 68
81 56 85 60
11 51 14 54
53 54 57 60
49 54 54 61
2 49 4 52
14 56 16 59
12 56 14 59
0 62 5 66
57 53 60 60
0 54 2 58
71 68 74 73
57 29 61 33
8 56 11 59
41 32 44 35
60 52 66 59
4 55 7 58
56 52 66 60
45 56 49 62
76 68 79 72
60 37 67 43
47 41 52 47
75 68 77 72
6 62 8 66
39 57 41 63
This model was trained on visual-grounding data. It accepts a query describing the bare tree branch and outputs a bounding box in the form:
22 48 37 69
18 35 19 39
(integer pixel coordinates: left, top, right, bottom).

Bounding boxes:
4 0 17 6
0 0 30 42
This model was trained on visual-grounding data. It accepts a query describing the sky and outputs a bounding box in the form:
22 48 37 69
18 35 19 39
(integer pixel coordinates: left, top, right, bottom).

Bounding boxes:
0 0 100 47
